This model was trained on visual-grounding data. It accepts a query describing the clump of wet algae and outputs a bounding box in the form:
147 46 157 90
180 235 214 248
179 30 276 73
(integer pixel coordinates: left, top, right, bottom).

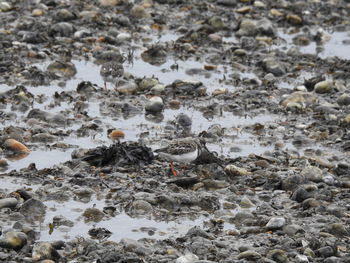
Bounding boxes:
1 0 350 262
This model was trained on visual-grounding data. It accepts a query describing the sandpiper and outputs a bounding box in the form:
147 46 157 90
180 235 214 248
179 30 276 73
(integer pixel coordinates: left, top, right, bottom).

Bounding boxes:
155 138 202 176
100 61 124 89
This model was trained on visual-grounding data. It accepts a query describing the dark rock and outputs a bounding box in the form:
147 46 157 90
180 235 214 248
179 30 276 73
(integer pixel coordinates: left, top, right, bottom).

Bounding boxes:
81 141 154 167
316 246 335 258
19 199 46 221
291 187 312 202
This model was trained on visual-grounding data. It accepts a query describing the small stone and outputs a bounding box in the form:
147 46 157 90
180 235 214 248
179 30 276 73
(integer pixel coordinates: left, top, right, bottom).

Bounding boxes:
20 199 46 220
255 159 269 168
99 0 123 6
337 94 350 106
295 254 309 262
301 166 323 183
109 129 125 140
270 9 284 16
0 2 12 12
176 253 199 263
208 16 225 30
54 9 75 21
49 22 75 37
169 100 181 109
225 164 249 176
217 0 237 7
0 198 18 209
117 32 132 42
268 249 288 263
254 1 266 7
0 231 27 250
266 217 286 230
120 238 145 252
212 88 228 96
344 114 350 124
326 223 348 237
139 78 159 90
240 196 254 208
82 208 105 222
304 248 315 258
116 81 139 94
314 80 333 94
256 18 276 37
47 61 77 77
233 49 247 56
263 57 285 76
283 224 304 236
280 91 318 107
237 251 262 260
131 200 153 214
32 9 44 16
302 198 321 210
32 242 60 261
130 5 150 19
236 19 257 37
287 14 303 25
3 139 30 154
316 246 334 258
208 33 222 42
150 84 165 94
236 6 252 14
0 159 8 167
145 96 164 114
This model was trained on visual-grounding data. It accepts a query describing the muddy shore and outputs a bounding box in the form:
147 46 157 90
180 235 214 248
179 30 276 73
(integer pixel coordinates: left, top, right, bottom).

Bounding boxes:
1 0 350 262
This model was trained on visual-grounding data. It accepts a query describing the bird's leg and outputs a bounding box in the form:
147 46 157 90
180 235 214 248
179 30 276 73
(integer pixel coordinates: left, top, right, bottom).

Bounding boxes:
169 161 177 176
104 81 107 90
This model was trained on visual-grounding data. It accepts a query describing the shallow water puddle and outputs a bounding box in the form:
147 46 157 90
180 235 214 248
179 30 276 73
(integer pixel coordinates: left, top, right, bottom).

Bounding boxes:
4 149 73 171
0 177 236 242
3 109 277 171
278 30 350 59
41 199 210 242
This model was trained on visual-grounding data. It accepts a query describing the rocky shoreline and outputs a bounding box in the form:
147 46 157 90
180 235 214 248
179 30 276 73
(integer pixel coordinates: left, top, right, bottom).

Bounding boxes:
1 0 350 262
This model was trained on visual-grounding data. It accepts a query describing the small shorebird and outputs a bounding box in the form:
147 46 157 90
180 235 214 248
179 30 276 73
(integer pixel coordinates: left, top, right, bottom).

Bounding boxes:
100 61 124 89
155 138 202 176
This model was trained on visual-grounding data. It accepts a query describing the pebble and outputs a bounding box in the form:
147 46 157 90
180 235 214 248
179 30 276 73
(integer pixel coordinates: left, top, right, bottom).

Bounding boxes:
263 57 286 76
145 96 164 114
224 165 249 176
287 14 303 25
237 250 262 260
326 223 348 237
19 199 46 219
109 129 125 140
236 19 257 36
82 208 105 222
0 2 11 12
266 217 286 230
301 166 323 183
130 5 150 19
268 249 288 262
0 198 18 209
150 84 165 94
337 94 350 106
316 246 335 258
314 80 333 94
32 242 60 261
139 78 159 91
176 253 199 263
3 139 30 154
0 231 27 250
295 254 309 262
120 238 146 253
131 200 153 214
